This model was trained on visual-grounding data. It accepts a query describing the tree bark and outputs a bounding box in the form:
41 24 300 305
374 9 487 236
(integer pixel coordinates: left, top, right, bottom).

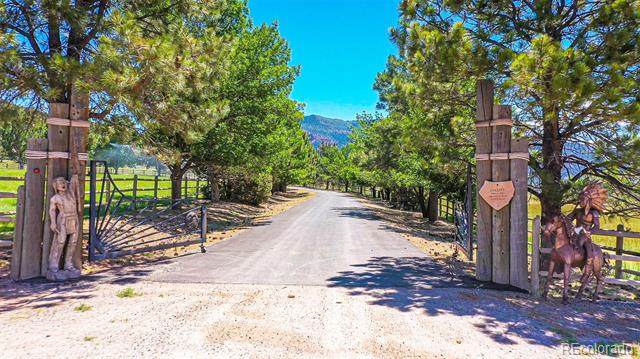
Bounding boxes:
416 186 428 218
209 175 220 202
427 190 439 222
169 166 184 202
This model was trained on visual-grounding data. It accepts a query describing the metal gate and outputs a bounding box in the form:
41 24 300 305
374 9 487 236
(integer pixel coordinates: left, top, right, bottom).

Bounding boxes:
88 160 207 261
453 163 475 260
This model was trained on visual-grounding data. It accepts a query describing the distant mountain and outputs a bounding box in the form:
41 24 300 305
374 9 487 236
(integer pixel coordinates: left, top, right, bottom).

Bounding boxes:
301 114 357 148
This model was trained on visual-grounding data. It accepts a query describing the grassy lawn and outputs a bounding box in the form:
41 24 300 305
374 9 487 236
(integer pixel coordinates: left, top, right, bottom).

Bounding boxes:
0 165 202 237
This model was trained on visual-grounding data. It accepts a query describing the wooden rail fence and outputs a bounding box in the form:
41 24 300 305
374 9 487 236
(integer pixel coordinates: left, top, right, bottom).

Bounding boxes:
0 176 23 229
0 172 205 244
530 216 640 296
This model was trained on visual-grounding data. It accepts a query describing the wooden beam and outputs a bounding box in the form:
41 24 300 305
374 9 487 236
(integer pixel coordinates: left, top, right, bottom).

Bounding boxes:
20 138 48 279
604 278 640 287
509 138 529 290
530 217 541 296
592 228 640 239
475 79 493 282
10 186 25 280
42 103 69 276
607 254 640 262
491 104 512 285
0 192 16 198
69 90 90 271
0 176 25 181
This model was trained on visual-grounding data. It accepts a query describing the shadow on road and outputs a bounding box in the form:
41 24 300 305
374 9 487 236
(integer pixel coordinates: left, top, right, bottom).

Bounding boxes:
325 251 640 347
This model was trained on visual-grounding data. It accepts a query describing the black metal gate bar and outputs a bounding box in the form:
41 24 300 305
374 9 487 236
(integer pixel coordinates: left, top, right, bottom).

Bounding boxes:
88 160 207 261
454 162 475 260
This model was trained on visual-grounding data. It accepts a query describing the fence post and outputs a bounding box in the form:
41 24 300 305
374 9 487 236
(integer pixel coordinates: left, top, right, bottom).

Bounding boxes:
42 103 69 276
475 79 494 282
88 161 97 262
509 138 529 290
200 205 207 253
10 186 26 280
531 216 541 297
153 175 159 208
184 177 189 199
615 224 624 279
195 178 200 200
465 163 474 260
132 174 138 208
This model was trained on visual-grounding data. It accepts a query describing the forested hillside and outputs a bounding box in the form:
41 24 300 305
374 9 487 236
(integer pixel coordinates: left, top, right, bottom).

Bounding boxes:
301 115 356 148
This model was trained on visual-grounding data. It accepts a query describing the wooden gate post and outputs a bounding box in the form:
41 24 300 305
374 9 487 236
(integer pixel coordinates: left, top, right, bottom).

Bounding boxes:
491 105 512 285
531 217 541 296
510 138 529 290
9 186 26 280
42 103 70 276
20 139 48 279
68 90 90 271
475 79 493 281
615 224 624 279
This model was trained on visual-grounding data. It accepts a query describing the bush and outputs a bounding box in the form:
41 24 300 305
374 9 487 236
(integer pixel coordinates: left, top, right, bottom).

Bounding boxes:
202 167 272 205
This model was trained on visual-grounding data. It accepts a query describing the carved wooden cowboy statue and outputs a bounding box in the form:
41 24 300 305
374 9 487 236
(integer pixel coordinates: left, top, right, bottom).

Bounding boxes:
46 174 82 281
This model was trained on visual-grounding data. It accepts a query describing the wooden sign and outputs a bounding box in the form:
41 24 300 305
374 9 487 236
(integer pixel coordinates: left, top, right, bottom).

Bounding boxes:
479 180 515 211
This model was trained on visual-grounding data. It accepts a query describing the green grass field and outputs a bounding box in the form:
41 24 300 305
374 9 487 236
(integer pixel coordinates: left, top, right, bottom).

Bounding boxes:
0 165 202 236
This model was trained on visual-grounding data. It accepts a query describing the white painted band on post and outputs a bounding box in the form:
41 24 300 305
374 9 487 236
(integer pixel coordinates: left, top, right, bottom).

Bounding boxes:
490 153 509 160
474 119 513 128
25 150 89 160
509 152 530 161
491 118 513 126
47 117 90 128
475 152 529 161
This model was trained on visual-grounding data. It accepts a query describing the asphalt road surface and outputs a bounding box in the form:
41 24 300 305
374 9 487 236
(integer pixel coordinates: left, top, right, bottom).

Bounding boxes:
151 189 459 287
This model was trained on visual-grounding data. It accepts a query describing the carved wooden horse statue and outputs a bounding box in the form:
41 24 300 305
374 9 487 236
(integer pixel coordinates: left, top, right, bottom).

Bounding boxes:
541 214 606 304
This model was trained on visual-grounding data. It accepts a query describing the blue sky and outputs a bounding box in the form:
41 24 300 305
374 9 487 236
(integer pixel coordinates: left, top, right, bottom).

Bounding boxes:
249 0 399 121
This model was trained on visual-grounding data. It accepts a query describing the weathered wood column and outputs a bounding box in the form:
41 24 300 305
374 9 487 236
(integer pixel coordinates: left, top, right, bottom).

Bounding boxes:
18 139 48 279
491 105 512 285
68 91 90 270
475 80 493 281
41 103 70 275
9 186 25 280
510 138 529 290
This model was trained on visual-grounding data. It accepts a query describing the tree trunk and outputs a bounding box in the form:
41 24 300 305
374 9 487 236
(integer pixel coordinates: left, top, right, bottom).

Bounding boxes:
325 181 329 190
427 190 439 222
385 188 391 201
210 175 220 202
169 166 184 202
539 79 566 222
359 185 363 195
416 186 428 218
345 180 349 192
371 187 376 198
